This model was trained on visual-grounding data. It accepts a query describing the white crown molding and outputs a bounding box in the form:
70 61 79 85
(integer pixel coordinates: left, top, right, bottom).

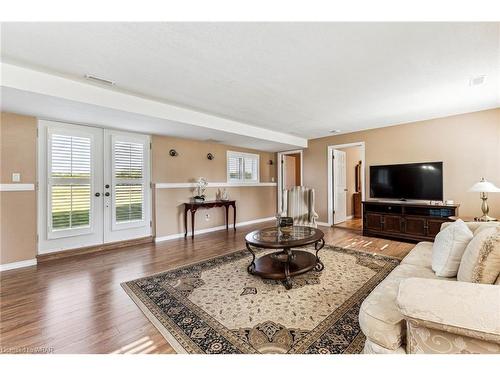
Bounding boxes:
1 63 307 148
155 216 275 242
0 258 37 272
155 182 277 189
0 183 35 191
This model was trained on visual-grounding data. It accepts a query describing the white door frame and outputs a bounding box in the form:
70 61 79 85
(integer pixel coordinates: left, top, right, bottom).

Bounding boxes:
277 149 304 212
103 129 152 243
37 120 104 254
327 142 366 226
37 120 152 254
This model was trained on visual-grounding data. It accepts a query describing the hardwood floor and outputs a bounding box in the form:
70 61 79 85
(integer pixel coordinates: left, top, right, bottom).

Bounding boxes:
333 218 363 231
0 223 414 354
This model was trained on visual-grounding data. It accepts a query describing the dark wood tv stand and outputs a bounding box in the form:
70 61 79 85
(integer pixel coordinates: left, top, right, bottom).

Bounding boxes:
362 200 459 242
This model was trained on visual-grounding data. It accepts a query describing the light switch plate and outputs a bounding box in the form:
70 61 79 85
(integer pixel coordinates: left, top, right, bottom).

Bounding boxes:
12 173 21 182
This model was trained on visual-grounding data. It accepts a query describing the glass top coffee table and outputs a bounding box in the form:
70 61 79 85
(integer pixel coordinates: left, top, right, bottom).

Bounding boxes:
245 226 325 289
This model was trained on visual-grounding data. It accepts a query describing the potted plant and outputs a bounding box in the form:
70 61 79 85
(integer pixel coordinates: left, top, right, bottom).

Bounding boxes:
193 177 208 202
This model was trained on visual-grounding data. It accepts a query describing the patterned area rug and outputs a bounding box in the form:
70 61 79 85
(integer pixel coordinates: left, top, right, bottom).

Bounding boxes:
122 245 399 354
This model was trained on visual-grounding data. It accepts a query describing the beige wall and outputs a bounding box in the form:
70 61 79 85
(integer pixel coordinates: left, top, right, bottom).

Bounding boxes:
152 135 277 237
0 112 38 265
304 108 500 222
152 136 276 183
2 108 498 262
155 186 277 237
345 146 363 216
0 113 278 265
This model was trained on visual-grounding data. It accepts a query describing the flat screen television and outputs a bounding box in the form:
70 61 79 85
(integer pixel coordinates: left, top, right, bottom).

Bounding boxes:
370 162 443 201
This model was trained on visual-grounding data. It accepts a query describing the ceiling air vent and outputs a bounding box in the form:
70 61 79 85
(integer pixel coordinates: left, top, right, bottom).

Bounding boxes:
469 75 485 86
84 74 116 86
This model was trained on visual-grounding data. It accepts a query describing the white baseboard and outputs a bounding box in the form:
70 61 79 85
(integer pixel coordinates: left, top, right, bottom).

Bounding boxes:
316 221 331 227
0 258 37 272
155 217 275 242
319 216 355 227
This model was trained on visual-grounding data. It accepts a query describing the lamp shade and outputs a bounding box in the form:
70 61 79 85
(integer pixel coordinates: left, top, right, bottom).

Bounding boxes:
469 178 500 193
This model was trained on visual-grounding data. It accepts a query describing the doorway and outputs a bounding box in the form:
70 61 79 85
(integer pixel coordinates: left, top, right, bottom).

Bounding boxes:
277 150 303 212
327 142 365 227
37 120 152 254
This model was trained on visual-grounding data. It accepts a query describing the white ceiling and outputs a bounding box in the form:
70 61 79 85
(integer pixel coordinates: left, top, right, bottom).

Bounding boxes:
1 22 499 143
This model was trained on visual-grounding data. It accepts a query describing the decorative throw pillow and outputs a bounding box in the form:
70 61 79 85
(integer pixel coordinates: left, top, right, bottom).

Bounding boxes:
431 219 474 277
458 227 500 284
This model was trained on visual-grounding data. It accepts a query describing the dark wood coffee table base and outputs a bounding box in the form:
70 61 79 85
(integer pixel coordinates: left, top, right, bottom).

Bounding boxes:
246 239 325 290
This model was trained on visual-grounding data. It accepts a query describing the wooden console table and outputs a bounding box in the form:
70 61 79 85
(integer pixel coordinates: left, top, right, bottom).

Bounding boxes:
184 200 236 238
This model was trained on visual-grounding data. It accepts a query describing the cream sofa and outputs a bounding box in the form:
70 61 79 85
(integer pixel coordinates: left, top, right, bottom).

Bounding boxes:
359 221 500 354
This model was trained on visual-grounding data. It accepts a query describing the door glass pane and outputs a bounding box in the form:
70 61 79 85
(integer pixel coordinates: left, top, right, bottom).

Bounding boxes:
113 140 144 224
115 184 143 222
51 185 71 229
50 133 92 232
114 141 143 179
51 184 90 230
51 134 91 178
71 185 91 227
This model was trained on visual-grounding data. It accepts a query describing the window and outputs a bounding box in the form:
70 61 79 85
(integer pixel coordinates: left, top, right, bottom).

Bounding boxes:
227 151 260 183
113 140 145 223
49 133 92 231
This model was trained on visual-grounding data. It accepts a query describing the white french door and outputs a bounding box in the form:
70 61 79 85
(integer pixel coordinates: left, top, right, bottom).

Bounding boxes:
103 130 151 243
38 120 151 254
333 149 347 225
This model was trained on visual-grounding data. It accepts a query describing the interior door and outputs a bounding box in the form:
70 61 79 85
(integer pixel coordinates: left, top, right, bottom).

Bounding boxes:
103 130 151 243
333 149 347 224
284 155 297 189
38 120 104 254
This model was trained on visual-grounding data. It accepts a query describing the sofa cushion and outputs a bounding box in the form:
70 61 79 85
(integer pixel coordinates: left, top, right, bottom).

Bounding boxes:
458 227 500 284
432 219 473 277
472 222 500 235
441 221 500 235
401 241 433 268
359 263 449 351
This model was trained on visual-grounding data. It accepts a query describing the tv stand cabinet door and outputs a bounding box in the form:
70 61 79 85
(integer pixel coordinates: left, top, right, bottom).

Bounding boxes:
365 213 383 231
382 215 403 233
404 217 427 237
427 219 446 238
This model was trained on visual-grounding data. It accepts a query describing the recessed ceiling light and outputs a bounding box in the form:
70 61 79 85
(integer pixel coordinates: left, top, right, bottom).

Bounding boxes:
84 74 116 86
330 129 341 134
469 75 486 86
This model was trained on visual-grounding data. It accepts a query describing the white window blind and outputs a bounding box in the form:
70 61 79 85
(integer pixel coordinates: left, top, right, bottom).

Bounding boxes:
113 141 144 223
49 134 91 230
227 151 259 183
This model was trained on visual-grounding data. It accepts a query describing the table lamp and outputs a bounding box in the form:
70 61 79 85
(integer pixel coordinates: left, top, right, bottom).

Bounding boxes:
468 177 500 221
